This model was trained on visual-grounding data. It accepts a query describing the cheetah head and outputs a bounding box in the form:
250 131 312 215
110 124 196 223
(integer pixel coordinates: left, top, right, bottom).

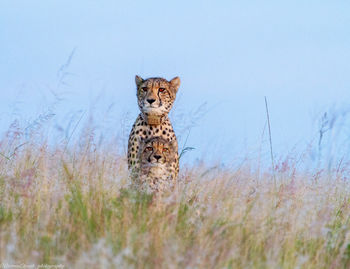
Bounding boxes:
135 76 180 122
139 137 177 168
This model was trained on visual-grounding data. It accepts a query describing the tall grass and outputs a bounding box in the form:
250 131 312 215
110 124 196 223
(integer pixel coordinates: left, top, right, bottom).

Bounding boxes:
0 122 349 269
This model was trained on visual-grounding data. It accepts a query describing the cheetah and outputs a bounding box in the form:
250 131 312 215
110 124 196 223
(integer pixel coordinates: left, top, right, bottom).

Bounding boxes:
128 75 180 178
136 137 178 193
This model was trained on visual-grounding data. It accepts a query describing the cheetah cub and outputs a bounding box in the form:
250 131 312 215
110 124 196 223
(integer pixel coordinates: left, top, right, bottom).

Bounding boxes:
137 137 178 193
128 76 180 179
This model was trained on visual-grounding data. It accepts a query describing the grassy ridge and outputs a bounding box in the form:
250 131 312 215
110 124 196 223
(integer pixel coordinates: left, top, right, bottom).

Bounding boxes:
0 140 350 268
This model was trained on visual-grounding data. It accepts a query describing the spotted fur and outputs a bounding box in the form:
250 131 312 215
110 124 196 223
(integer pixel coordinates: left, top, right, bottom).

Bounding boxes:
128 76 180 179
135 137 178 193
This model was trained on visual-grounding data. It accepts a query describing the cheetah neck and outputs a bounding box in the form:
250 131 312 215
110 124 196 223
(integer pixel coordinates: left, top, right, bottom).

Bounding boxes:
141 164 171 181
141 113 168 126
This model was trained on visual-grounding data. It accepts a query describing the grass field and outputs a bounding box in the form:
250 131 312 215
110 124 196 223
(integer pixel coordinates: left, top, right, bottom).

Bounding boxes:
0 128 350 269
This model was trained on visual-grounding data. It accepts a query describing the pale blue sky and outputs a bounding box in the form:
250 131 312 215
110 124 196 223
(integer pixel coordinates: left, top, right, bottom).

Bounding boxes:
1 1 350 165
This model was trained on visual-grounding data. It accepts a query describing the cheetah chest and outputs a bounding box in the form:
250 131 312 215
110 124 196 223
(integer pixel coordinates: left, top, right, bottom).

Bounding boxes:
127 115 178 168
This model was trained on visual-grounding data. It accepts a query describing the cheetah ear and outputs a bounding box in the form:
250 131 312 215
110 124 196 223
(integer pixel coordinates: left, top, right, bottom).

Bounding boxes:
169 77 180 93
135 75 144 87
170 140 178 152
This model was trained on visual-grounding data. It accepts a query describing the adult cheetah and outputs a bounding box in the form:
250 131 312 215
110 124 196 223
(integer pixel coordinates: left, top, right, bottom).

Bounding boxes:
128 75 180 179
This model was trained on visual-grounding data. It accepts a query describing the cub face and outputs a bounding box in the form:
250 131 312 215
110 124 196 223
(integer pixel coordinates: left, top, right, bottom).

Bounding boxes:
140 137 177 167
135 76 180 118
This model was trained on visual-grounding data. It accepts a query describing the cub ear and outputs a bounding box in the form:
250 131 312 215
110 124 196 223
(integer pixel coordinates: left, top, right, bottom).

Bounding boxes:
169 77 181 92
135 75 144 87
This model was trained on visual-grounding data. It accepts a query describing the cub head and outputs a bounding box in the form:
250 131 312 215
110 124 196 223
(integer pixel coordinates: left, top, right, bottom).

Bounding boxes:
139 137 177 167
135 76 180 121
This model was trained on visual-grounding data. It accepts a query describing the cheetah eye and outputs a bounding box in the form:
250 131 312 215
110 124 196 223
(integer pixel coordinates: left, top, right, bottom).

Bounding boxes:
141 87 148 91
159 88 166 93
163 148 169 153
146 147 153 152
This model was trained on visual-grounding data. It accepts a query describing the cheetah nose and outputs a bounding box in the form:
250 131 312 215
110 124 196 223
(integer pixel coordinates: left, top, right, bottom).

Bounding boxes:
147 99 156 104
154 155 162 161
